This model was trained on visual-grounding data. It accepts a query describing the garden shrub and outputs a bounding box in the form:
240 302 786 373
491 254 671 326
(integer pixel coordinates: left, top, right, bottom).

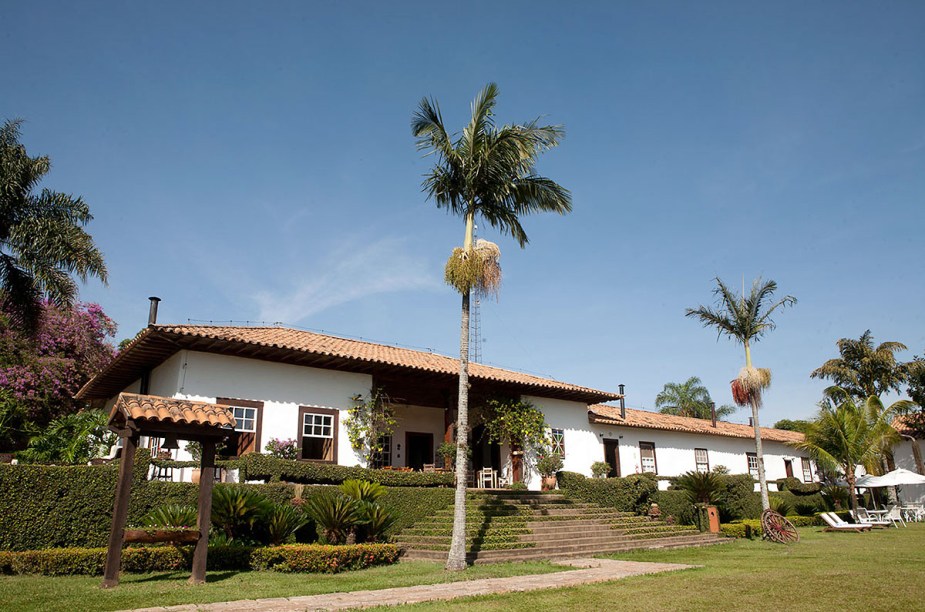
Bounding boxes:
0 451 453 551
557 471 657 513
772 490 826 515
651 490 696 525
775 477 822 495
719 523 753 539
716 474 762 522
249 543 400 573
237 454 454 487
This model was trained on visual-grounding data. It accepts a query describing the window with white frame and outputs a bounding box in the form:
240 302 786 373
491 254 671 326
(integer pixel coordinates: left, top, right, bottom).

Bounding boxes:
801 457 813 482
550 428 565 457
746 452 759 478
232 406 257 433
639 442 657 474
300 407 337 462
694 448 709 473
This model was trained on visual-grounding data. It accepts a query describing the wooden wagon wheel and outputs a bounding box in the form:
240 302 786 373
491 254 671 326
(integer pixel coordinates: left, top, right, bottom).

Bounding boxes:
761 509 799 543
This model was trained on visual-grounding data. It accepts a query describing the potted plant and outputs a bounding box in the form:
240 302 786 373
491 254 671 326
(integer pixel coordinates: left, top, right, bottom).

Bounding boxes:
536 454 563 491
437 441 457 469
591 461 611 479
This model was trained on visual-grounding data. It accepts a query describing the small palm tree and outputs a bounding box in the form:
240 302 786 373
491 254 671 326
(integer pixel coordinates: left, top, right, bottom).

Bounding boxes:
0 119 107 331
412 83 571 570
686 277 796 511
790 391 900 512
655 377 736 420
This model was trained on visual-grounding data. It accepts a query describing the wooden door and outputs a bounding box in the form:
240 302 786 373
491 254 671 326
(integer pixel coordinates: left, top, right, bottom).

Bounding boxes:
603 439 620 477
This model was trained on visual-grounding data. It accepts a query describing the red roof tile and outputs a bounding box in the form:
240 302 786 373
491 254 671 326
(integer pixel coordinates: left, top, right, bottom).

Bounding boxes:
588 404 804 443
111 393 236 429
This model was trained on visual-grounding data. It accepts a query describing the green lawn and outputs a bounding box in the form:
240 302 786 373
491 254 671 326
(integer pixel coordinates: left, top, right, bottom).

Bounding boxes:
388 524 925 612
0 560 563 612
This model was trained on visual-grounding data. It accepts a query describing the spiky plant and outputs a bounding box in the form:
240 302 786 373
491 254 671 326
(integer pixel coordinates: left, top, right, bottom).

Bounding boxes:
303 494 361 545
340 479 386 504
413 83 571 570
141 505 197 529
686 277 796 512
360 503 397 543
210 486 272 542
263 503 307 546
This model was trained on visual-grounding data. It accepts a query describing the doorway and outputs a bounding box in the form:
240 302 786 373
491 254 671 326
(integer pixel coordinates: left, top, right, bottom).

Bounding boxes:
603 439 620 477
784 459 794 479
471 424 501 473
405 432 433 471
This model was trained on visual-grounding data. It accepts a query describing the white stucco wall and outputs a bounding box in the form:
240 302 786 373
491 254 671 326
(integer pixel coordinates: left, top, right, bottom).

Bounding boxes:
528 395 813 492
131 350 372 467
893 438 925 504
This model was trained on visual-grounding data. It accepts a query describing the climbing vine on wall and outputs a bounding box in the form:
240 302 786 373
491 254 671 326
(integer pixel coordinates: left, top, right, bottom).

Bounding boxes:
345 388 397 465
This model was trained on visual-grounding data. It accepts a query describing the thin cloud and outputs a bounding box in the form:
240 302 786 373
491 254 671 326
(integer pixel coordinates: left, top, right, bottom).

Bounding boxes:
251 237 440 323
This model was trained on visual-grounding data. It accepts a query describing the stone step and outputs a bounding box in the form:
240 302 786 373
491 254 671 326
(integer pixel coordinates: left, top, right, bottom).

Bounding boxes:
519 529 699 546
401 533 729 563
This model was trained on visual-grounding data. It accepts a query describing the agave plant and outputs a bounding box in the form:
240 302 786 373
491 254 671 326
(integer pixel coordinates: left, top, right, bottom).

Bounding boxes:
340 479 386 504
211 486 272 542
263 503 308 546
141 504 197 528
304 494 361 545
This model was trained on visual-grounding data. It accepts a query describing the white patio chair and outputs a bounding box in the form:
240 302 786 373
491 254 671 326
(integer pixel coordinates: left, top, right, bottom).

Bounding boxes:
884 505 907 528
497 467 512 487
477 467 495 489
857 508 892 528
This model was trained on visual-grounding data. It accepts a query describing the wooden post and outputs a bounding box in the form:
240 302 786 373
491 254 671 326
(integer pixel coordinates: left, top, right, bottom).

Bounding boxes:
189 440 215 585
101 434 138 589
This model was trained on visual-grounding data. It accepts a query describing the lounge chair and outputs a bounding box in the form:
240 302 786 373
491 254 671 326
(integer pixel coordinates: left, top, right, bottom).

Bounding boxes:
856 508 892 528
821 512 872 532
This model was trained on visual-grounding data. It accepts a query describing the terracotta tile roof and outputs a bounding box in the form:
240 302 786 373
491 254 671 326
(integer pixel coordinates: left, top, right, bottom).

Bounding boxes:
588 404 805 443
111 393 236 429
78 324 619 403
892 416 924 439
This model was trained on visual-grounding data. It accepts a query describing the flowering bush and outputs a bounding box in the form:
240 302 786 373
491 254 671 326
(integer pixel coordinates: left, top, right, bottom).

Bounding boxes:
265 438 299 460
0 301 116 451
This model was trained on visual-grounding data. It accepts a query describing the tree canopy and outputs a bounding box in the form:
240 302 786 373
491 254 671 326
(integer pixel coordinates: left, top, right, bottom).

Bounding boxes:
810 330 910 400
0 119 107 331
654 376 736 420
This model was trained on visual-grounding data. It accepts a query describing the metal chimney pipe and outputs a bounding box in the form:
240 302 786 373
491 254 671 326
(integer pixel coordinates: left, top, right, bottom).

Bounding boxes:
618 384 626 420
148 297 161 326
749 416 754 427
711 402 717 428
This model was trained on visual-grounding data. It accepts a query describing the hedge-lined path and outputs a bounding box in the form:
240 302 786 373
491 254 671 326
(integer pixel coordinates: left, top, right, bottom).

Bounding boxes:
126 558 695 612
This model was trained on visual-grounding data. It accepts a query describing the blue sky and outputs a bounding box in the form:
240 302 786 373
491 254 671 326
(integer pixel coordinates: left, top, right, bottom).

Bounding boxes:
4 1 924 423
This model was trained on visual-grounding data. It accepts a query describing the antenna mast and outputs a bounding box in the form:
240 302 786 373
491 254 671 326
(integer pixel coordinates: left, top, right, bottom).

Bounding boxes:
470 224 483 364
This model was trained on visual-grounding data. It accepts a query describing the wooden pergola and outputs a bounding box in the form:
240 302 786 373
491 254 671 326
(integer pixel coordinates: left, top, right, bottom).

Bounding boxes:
101 393 236 588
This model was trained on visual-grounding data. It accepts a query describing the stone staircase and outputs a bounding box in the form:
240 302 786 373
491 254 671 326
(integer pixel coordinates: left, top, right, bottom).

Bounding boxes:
397 491 728 564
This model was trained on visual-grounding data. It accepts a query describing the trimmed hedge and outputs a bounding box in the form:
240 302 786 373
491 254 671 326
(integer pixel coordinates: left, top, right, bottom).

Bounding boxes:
0 452 452 551
237 454 455 487
721 514 826 539
0 543 397 576
250 543 400 573
716 474 762 522
651 490 696 525
557 471 657 514
775 477 822 495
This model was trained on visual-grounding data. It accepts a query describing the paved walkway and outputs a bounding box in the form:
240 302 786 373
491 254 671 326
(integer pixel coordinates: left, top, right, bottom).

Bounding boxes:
128 558 696 612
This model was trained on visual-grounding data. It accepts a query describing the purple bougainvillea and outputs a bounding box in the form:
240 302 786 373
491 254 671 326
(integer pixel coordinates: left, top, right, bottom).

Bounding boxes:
0 300 117 429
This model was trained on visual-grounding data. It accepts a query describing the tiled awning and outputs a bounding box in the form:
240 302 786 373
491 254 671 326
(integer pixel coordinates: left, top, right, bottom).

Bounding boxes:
109 393 235 438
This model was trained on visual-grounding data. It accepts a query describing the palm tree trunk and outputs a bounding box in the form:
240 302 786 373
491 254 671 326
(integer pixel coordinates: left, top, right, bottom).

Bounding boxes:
743 340 770 512
901 434 925 475
446 211 476 572
750 397 770 512
847 470 859 514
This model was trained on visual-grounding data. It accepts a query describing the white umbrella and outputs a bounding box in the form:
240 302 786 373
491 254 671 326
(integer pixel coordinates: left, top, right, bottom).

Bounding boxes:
855 468 925 488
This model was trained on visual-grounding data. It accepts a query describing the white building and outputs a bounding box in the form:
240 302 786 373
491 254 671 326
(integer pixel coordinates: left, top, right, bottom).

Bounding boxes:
78 323 811 490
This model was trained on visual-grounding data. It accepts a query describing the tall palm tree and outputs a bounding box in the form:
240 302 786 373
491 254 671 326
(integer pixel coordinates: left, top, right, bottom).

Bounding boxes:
686 277 796 511
655 376 736 420
0 119 107 331
790 391 900 512
811 331 909 401
412 83 571 570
